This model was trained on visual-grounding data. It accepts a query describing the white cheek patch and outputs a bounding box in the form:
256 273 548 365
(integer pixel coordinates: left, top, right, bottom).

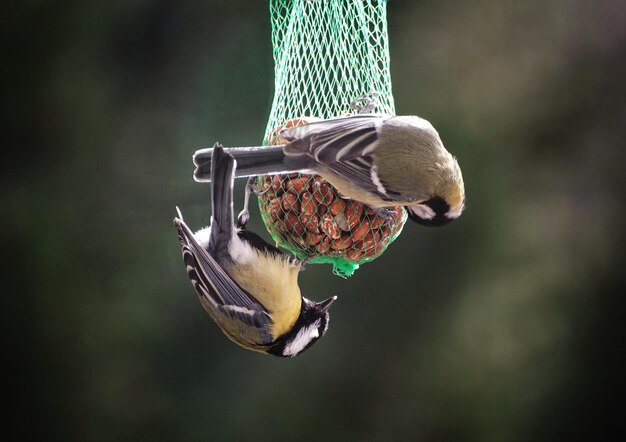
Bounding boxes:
283 321 321 357
411 204 435 220
446 205 463 220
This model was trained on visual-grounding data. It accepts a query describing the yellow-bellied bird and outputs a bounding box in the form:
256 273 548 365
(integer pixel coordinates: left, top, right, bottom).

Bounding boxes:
174 145 336 357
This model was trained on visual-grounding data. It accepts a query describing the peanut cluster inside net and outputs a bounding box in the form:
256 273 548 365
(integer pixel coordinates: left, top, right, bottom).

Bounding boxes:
260 0 406 277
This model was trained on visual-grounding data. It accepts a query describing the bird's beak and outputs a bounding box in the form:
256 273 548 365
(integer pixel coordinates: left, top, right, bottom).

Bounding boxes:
316 296 337 313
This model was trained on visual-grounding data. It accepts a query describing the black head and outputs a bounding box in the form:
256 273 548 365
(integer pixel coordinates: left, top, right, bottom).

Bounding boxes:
407 196 461 227
268 296 336 358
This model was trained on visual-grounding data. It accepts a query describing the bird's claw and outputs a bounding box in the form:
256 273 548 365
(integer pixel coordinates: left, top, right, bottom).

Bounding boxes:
297 256 314 271
236 177 257 229
350 91 381 114
374 207 397 223
236 209 250 230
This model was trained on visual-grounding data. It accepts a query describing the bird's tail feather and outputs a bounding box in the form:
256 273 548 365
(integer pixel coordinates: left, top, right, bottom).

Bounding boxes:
193 145 310 182
209 145 236 246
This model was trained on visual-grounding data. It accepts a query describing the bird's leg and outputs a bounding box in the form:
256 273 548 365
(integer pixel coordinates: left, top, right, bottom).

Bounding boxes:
296 255 315 272
236 177 257 229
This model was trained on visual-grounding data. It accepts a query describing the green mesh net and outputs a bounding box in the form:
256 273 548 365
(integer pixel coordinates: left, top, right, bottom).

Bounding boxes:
257 0 407 277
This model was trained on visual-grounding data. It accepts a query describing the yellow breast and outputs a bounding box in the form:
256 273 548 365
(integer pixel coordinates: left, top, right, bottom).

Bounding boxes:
227 250 302 340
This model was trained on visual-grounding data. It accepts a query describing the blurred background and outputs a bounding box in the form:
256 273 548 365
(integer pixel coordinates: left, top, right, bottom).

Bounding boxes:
6 0 625 440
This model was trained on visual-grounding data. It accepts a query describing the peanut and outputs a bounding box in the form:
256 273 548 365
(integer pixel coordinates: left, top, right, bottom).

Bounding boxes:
312 179 333 205
370 214 385 229
282 192 300 212
288 177 310 194
331 235 352 251
347 248 365 261
345 201 364 230
329 198 346 216
305 232 324 245
351 220 370 242
320 214 340 239
301 213 320 233
300 191 316 216
317 236 332 253
268 197 283 222
284 212 304 235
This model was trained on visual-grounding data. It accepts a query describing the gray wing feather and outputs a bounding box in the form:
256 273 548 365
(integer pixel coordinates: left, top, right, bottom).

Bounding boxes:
282 114 388 163
175 217 272 341
325 157 391 200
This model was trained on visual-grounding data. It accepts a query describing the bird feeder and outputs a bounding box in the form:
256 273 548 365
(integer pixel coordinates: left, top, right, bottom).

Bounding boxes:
257 0 406 277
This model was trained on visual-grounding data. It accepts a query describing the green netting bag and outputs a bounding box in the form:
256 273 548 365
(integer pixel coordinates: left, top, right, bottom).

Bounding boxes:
257 0 407 277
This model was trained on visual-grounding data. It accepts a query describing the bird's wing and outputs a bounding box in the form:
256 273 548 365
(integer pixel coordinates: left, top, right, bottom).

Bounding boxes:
282 114 389 163
174 216 273 342
325 156 404 201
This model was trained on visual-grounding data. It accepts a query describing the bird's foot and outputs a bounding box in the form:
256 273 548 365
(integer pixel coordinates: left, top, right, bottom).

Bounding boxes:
350 91 381 114
236 209 250 230
236 177 258 230
374 207 397 223
296 255 314 272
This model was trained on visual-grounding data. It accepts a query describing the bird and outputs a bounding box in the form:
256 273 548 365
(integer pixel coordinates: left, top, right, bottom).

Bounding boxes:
174 145 336 357
192 113 465 227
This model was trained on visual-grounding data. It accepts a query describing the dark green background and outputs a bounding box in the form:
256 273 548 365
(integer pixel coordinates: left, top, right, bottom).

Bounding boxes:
7 0 624 440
